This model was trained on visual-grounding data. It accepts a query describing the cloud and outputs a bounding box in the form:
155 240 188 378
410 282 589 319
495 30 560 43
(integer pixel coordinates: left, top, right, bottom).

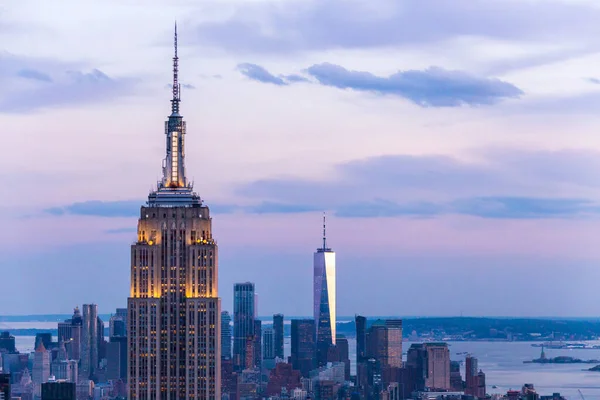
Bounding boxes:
0 54 137 113
17 69 52 82
586 77 600 85
237 149 600 219
283 74 310 83
237 63 287 86
195 0 600 54
45 200 141 218
305 63 522 106
237 62 521 106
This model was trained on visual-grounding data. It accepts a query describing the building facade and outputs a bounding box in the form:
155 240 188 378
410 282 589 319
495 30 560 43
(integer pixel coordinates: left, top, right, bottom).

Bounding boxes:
273 314 284 360
221 311 232 360
425 343 450 390
290 319 316 378
127 25 221 400
313 215 336 366
41 381 76 400
233 282 255 370
33 342 50 398
0 373 9 400
80 304 98 379
262 328 275 360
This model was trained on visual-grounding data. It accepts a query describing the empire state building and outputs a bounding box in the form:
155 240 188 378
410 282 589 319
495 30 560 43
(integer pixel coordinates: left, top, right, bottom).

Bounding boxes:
128 26 221 400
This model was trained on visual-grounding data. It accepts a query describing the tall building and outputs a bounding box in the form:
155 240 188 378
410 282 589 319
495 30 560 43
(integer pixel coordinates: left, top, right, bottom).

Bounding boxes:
233 282 255 370
57 308 82 361
290 319 316 378
423 343 450 390
313 215 336 366
465 355 477 395
366 320 403 369
273 314 284 360
0 372 9 400
253 320 262 368
106 336 127 382
97 317 106 363
127 25 221 400
80 304 98 379
335 335 350 381
221 311 232 359
33 342 50 398
355 315 367 363
0 332 15 353
262 328 275 360
51 341 78 383
109 312 126 338
42 381 76 400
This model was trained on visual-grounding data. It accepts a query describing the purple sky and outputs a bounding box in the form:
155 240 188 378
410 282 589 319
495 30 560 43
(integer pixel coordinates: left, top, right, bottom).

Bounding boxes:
3 0 600 316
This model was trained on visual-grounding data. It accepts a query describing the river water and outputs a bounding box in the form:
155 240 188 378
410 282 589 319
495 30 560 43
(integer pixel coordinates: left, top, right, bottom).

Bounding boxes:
11 332 600 399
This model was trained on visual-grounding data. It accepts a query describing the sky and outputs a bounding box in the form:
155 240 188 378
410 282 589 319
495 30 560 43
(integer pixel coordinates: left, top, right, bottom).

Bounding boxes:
3 0 600 317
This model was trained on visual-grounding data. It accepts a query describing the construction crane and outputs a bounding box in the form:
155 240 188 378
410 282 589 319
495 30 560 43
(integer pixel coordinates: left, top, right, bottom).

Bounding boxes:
578 389 585 400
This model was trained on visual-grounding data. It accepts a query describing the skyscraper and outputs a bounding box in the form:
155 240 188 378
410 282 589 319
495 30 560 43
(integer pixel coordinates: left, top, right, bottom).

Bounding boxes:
80 304 98 379
366 320 403 368
58 308 82 361
425 343 450 390
253 320 262 368
465 355 478 395
273 314 284 360
221 311 232 359
355 315 367 364
0 332 15 353
127 25 221 400
233 282 255 370
313 215 335 366
290 319 316 378
262 328 275 360
33 342 50 398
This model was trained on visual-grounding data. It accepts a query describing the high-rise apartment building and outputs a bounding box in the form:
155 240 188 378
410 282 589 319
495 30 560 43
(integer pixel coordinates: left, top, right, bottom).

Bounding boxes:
314 215 335 366
127 25 221 400
290 319 316 378
80 304 98 379
273 314 284 360
221 311 232 359
233 282 255 370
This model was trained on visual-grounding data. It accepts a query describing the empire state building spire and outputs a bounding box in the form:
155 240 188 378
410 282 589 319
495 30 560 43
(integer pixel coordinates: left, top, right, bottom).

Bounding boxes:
171 22 180 116
148 24 201 207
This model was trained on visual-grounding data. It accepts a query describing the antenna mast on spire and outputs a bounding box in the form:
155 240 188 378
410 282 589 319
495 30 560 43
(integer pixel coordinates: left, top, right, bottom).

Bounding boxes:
171 21 181 115
322 212 327 250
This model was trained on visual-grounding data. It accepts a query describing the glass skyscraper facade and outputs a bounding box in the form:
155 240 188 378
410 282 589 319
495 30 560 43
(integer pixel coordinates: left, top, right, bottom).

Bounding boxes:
313 216 336 366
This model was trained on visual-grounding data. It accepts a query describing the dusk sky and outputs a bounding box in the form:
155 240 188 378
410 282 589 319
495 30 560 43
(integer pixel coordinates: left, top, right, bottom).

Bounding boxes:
3 0 600 317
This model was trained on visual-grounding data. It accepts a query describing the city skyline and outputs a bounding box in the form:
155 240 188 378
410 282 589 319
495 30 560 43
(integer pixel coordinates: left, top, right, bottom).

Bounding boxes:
4 0 600 317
